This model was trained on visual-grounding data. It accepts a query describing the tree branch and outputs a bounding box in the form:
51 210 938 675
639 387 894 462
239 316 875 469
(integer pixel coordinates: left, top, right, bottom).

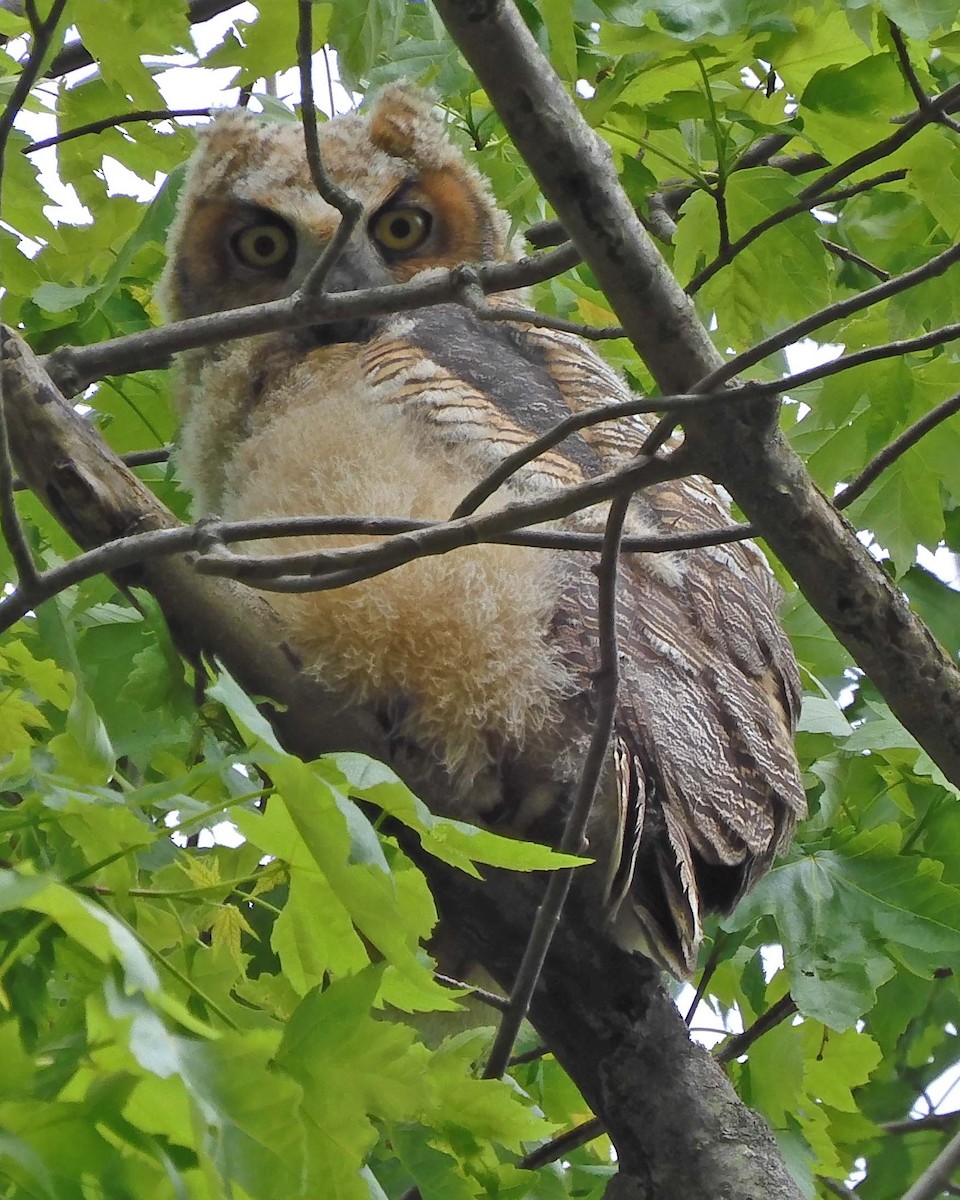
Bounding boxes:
888 21 960 136
41 245 582 397
901 1128 960 1200
715 995 798 1064
836 390 960 510
23 108 212 153
190 457 682 595
687 169 906 295
296 0 362 293
0 0 68 589
821 238 891 281
797 79 960 203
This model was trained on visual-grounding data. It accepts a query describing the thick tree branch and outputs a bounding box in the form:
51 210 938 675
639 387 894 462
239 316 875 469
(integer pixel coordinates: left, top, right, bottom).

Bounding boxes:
431 0 960 790
422 859 805 1200
0 0 69 590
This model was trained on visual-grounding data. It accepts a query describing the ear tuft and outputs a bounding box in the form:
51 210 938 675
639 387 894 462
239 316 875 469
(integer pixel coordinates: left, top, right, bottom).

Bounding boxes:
367 85 447 165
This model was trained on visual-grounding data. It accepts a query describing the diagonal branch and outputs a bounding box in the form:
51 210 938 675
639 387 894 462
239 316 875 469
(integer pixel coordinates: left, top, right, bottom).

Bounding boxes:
687 169 906 295
0 0 68 589
836 390 960 509
24 108 212 152
901 1127 960 1200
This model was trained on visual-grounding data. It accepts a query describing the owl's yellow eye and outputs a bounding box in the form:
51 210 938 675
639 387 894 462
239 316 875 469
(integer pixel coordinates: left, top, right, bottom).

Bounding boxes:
231 221 294 270
371 206 432 254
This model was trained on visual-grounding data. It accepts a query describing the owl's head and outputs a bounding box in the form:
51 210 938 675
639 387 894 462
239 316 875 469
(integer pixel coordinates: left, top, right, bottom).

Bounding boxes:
158 86 512 325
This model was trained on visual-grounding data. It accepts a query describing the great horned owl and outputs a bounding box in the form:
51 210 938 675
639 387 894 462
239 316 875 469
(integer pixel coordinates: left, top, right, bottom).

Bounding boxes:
159 86 806 977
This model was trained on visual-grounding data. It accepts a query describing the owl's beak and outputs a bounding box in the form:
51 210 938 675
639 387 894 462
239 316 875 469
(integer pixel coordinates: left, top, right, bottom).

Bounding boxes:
297 240 389 348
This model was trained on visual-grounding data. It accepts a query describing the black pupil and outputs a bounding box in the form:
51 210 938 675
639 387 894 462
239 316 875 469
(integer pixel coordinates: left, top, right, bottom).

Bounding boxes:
390 217 412 240
253 233 277 258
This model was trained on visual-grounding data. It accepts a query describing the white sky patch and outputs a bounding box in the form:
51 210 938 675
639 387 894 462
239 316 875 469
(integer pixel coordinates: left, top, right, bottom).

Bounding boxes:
760 943 784 980
198 821 245 849
918 545 960 588
676 985 745 1050
785 337 845 375
912 1051 960 1118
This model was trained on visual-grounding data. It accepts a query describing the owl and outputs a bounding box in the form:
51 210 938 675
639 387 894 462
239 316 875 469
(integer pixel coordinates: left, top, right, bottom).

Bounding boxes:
158 86 806 978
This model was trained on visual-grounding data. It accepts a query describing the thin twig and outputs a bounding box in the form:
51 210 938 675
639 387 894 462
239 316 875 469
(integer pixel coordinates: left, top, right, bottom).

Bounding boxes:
835 390 960 510
450 387 758 520
715 995 798 1064
687 169 906 295
518 1117 606 1170
321 45 337 117
507 1043 548 1067
822 239 891 281
12 445 170 491
434 972 509 1013
455 266 625 340
168 516 753 586
697 238 960 394
0 0 68 588
482 493 629 1081
884 1111 960 1135
886 21 960 136
684 934 726 1024
296 0 362 294
888 22 929 111
24 108 211 153
798 79 960 204
901 1128 960 1200
193 456 684 595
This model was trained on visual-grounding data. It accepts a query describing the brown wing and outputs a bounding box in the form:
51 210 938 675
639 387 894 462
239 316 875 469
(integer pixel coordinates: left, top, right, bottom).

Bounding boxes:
371 305 805 977
520 323 805 976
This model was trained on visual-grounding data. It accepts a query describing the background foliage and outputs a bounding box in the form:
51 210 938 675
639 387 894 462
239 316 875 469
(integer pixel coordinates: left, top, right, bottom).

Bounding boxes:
2 0 960 1197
